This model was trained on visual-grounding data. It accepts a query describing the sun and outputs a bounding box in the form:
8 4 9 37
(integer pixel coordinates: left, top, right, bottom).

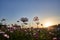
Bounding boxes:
44 21 53 27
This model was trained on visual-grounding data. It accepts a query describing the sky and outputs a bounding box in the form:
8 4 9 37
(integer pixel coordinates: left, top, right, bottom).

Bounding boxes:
0 0 60 25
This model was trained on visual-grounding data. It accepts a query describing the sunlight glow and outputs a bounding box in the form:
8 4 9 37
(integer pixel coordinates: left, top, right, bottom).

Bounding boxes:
44 21 53 27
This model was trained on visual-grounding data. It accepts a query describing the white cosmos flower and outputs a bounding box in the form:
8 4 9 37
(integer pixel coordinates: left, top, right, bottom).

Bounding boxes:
4 34 9 38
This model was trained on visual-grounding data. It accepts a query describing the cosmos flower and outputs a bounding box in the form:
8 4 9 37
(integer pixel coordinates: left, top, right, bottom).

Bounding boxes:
53 37 57 40
0 31 5 34
3 34 9 38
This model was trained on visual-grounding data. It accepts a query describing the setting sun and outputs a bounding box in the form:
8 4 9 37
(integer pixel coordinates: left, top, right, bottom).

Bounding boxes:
43 21 54 27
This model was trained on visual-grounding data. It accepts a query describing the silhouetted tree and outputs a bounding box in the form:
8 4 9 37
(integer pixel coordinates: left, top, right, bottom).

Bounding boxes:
58 24 60 28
